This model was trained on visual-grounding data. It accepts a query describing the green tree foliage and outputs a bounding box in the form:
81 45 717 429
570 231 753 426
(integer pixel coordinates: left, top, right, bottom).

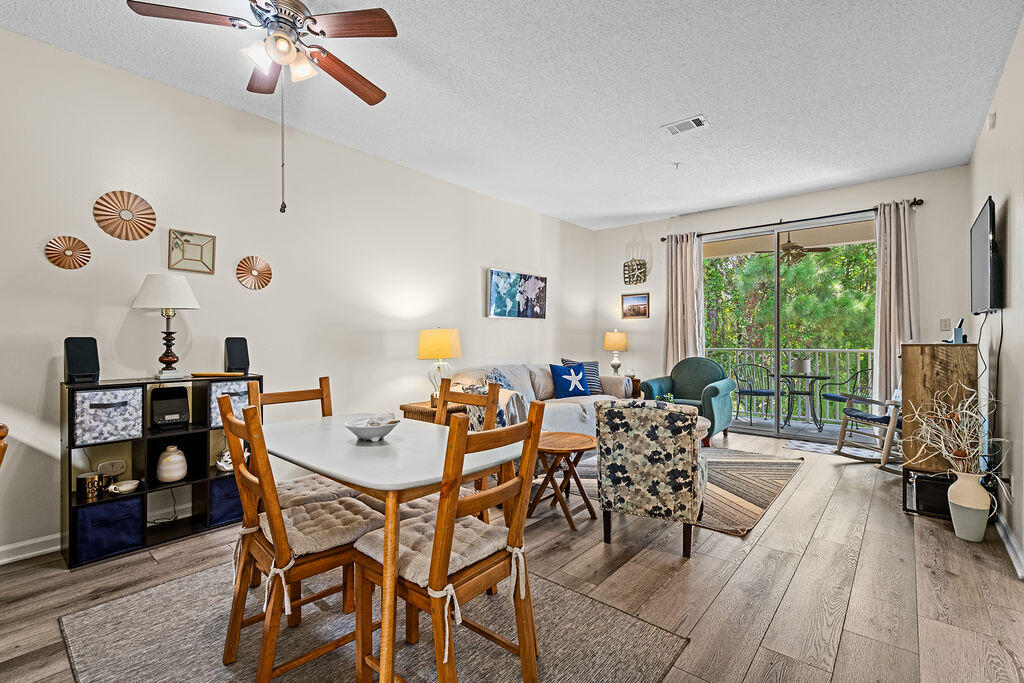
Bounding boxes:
704 243 876 351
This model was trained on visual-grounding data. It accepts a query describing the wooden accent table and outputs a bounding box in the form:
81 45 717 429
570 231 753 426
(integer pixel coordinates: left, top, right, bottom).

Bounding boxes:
399 400 466 425
527 431 598 531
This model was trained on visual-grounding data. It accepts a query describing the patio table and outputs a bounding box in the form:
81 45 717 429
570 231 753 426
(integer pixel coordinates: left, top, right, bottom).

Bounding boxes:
263 415 522 682
779 373 832 431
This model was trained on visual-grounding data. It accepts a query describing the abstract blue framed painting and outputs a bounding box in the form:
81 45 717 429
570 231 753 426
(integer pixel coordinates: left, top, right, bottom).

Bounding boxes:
488 268 547 319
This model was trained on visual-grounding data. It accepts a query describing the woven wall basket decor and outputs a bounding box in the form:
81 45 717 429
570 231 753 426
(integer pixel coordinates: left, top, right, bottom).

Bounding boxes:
93 190 156 241
236 256 272 290
45 236 92 269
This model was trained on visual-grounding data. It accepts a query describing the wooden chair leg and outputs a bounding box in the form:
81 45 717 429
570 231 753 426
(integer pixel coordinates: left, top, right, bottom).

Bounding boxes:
682 523 693 558
430 595 458 682
255 577 285 683
603 510 612 544
405 601 421 644
223 551 252 665
287 580 301 627
249 562 262 588
512 567 540 683
354 565 374 683
343 563 355 614
701 436 711 448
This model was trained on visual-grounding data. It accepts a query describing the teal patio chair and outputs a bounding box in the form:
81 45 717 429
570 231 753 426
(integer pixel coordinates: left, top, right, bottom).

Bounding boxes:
639 357 737 446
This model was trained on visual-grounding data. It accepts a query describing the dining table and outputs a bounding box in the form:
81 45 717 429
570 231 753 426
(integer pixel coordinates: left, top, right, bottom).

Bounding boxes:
263 414 523 682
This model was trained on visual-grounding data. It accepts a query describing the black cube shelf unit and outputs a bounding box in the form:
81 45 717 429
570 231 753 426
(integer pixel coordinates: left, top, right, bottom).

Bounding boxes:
60 374 263 568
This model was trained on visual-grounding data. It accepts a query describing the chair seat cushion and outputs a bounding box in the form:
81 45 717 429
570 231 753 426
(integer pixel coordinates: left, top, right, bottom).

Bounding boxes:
822 392 847 402
738 388 774 397
276 474 356 508
355 512 509 587
673 398 703 409
259 497 384 557
842 407 902 430
353 488 478 519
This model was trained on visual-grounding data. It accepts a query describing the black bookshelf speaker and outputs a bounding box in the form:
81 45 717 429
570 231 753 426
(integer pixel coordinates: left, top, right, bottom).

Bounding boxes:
64 337 99 384
225 337 249 374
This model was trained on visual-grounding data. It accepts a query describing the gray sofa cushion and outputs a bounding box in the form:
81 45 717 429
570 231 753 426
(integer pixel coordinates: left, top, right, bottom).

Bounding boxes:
259 497 384 556
354 513 509 587
276 474 356 508
527 364 555 400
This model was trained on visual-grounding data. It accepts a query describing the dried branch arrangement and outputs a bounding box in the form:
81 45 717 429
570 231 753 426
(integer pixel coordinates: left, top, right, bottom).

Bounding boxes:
904 382 1005 477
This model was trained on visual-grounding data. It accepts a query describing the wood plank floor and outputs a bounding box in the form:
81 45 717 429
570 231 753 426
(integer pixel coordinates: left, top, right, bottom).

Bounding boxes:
1 432 1022 682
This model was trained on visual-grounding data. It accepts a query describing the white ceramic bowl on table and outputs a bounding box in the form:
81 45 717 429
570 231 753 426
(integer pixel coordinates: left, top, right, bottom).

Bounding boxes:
344 414 400 442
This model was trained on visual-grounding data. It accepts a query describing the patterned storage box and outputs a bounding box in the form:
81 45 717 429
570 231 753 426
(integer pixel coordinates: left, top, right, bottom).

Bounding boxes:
72 387 144 447
209 380 248 427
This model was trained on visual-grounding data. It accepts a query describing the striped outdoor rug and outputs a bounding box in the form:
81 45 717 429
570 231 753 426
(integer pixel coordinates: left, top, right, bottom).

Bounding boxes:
576 448 803 537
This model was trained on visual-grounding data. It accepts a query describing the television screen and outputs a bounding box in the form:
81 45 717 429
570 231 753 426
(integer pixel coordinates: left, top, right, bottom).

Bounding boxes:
970 197 1000 314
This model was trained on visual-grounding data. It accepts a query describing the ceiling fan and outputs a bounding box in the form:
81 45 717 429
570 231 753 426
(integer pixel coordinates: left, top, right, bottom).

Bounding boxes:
756 232 831 265
126 0 397 104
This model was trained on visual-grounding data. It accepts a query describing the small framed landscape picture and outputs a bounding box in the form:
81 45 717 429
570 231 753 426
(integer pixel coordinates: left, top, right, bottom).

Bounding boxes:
621 293 649 319
168 229 216 274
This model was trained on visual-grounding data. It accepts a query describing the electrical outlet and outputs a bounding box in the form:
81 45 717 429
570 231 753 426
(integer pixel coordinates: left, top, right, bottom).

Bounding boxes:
98 459 127 477
939 318 952 332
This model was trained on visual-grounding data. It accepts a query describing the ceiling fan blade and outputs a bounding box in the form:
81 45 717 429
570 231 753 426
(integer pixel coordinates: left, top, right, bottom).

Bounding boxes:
307 9 397 38
126 0 245 27
307 48 386 105
247 63 281 94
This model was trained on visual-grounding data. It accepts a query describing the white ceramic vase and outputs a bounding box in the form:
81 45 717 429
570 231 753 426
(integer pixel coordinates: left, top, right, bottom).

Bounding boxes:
156 445 187 483
793 358 812 375
947 471 990 542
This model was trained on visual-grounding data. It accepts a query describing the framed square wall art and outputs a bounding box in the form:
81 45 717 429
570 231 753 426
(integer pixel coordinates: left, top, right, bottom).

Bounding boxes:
621 293 649 319
168 229 216 274
488 268 547 319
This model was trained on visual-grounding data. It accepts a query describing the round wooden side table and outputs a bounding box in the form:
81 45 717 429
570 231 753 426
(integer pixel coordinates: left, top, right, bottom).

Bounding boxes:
527 431 598 531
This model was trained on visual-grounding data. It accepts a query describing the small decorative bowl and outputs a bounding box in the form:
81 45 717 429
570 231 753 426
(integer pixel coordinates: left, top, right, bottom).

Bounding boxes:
108 479 140 495
344 415 400 442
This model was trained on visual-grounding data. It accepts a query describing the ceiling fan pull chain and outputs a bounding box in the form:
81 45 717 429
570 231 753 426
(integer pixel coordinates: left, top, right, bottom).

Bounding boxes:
280 80 287 214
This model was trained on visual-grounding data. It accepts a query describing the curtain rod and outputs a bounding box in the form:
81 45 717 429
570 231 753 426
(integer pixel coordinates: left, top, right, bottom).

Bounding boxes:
658 197 924 242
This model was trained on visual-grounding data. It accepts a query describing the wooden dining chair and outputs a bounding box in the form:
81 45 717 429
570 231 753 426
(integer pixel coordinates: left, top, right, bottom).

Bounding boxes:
352 401 546 683
434 377 501 523
218 396 387 682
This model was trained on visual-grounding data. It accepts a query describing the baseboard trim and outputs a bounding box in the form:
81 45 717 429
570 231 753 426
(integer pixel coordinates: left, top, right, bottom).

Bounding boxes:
0 532 61 566
995 514 1024 580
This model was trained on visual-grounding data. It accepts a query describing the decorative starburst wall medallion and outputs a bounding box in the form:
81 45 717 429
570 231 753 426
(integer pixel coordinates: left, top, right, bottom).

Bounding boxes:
93 190 156 241
45 236 91 269
236 256 272 290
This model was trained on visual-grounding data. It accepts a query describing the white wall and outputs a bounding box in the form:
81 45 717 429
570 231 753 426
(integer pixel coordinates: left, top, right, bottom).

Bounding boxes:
0 31 596 561
594 166 972 381
969 17 1024 564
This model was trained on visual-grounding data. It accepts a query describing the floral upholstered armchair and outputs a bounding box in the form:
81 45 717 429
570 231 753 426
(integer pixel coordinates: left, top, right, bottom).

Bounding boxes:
596 399 706 557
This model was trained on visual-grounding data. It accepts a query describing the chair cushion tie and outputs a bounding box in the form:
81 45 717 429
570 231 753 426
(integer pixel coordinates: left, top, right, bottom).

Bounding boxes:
507 544 527 599
264 556 297 616
427 583 462 662
232 524 260 578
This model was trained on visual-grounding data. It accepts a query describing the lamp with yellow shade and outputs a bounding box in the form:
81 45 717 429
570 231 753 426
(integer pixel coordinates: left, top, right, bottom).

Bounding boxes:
418 328 462 398
604 330 628 376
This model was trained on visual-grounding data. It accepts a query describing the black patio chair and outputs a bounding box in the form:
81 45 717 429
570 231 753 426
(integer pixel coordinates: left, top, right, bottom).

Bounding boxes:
732 363 779 426
817 368 871 432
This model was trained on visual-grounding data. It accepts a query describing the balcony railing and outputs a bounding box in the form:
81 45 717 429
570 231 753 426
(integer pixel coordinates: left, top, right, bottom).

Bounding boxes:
707 347 873 427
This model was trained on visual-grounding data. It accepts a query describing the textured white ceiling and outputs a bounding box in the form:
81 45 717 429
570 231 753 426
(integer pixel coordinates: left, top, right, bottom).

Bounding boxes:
3 1 1022 229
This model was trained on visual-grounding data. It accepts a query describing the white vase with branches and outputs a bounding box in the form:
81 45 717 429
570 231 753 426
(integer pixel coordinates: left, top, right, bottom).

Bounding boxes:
904 382 1005 542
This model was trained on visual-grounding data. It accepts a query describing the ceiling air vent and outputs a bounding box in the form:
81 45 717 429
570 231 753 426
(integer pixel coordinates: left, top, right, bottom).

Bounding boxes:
661 115 708 135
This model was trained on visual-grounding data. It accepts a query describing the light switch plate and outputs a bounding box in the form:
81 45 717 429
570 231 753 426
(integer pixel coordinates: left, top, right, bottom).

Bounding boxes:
98 459 127 477
939 318 952 331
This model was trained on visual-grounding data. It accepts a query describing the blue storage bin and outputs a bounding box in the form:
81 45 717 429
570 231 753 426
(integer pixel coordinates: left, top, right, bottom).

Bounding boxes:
209 476 243 526
74 497 144 564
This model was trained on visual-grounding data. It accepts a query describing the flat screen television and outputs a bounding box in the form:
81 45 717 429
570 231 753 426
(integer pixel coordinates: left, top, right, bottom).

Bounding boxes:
970 196 1002 314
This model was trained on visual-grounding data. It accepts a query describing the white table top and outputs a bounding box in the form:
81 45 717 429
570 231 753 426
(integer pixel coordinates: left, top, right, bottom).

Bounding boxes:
262 415 523 491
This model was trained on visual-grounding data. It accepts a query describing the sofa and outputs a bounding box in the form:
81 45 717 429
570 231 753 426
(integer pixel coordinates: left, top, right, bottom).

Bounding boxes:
639 357 737 445
451 363 632 435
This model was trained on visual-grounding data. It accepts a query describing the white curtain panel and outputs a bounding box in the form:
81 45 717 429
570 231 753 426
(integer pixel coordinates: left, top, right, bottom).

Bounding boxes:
873 200 919 400
663 232 705 373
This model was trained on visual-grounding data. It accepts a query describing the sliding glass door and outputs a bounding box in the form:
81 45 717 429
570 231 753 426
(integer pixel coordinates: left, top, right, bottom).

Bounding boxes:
704 218 877 443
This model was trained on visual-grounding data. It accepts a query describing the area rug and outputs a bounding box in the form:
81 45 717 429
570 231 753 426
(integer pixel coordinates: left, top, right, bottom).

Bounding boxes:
786 439 876 459
575 447 803 537
60 563 686 683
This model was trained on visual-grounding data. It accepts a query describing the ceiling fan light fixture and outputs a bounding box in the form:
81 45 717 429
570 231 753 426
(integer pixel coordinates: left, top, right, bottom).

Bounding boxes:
265 31 297 65
242 40 274 74
290 51 317 82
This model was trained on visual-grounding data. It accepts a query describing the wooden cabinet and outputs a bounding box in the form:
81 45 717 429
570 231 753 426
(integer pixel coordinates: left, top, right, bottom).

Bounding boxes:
901 343 977 473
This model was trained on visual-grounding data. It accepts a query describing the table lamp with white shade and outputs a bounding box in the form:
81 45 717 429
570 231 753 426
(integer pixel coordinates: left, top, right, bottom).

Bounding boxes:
604 329 628 375
131 274 200 379
418 328 462 398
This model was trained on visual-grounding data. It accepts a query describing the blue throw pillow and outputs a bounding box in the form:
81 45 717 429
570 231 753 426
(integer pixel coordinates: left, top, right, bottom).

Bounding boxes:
561 358 604 394
550 363 590 398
